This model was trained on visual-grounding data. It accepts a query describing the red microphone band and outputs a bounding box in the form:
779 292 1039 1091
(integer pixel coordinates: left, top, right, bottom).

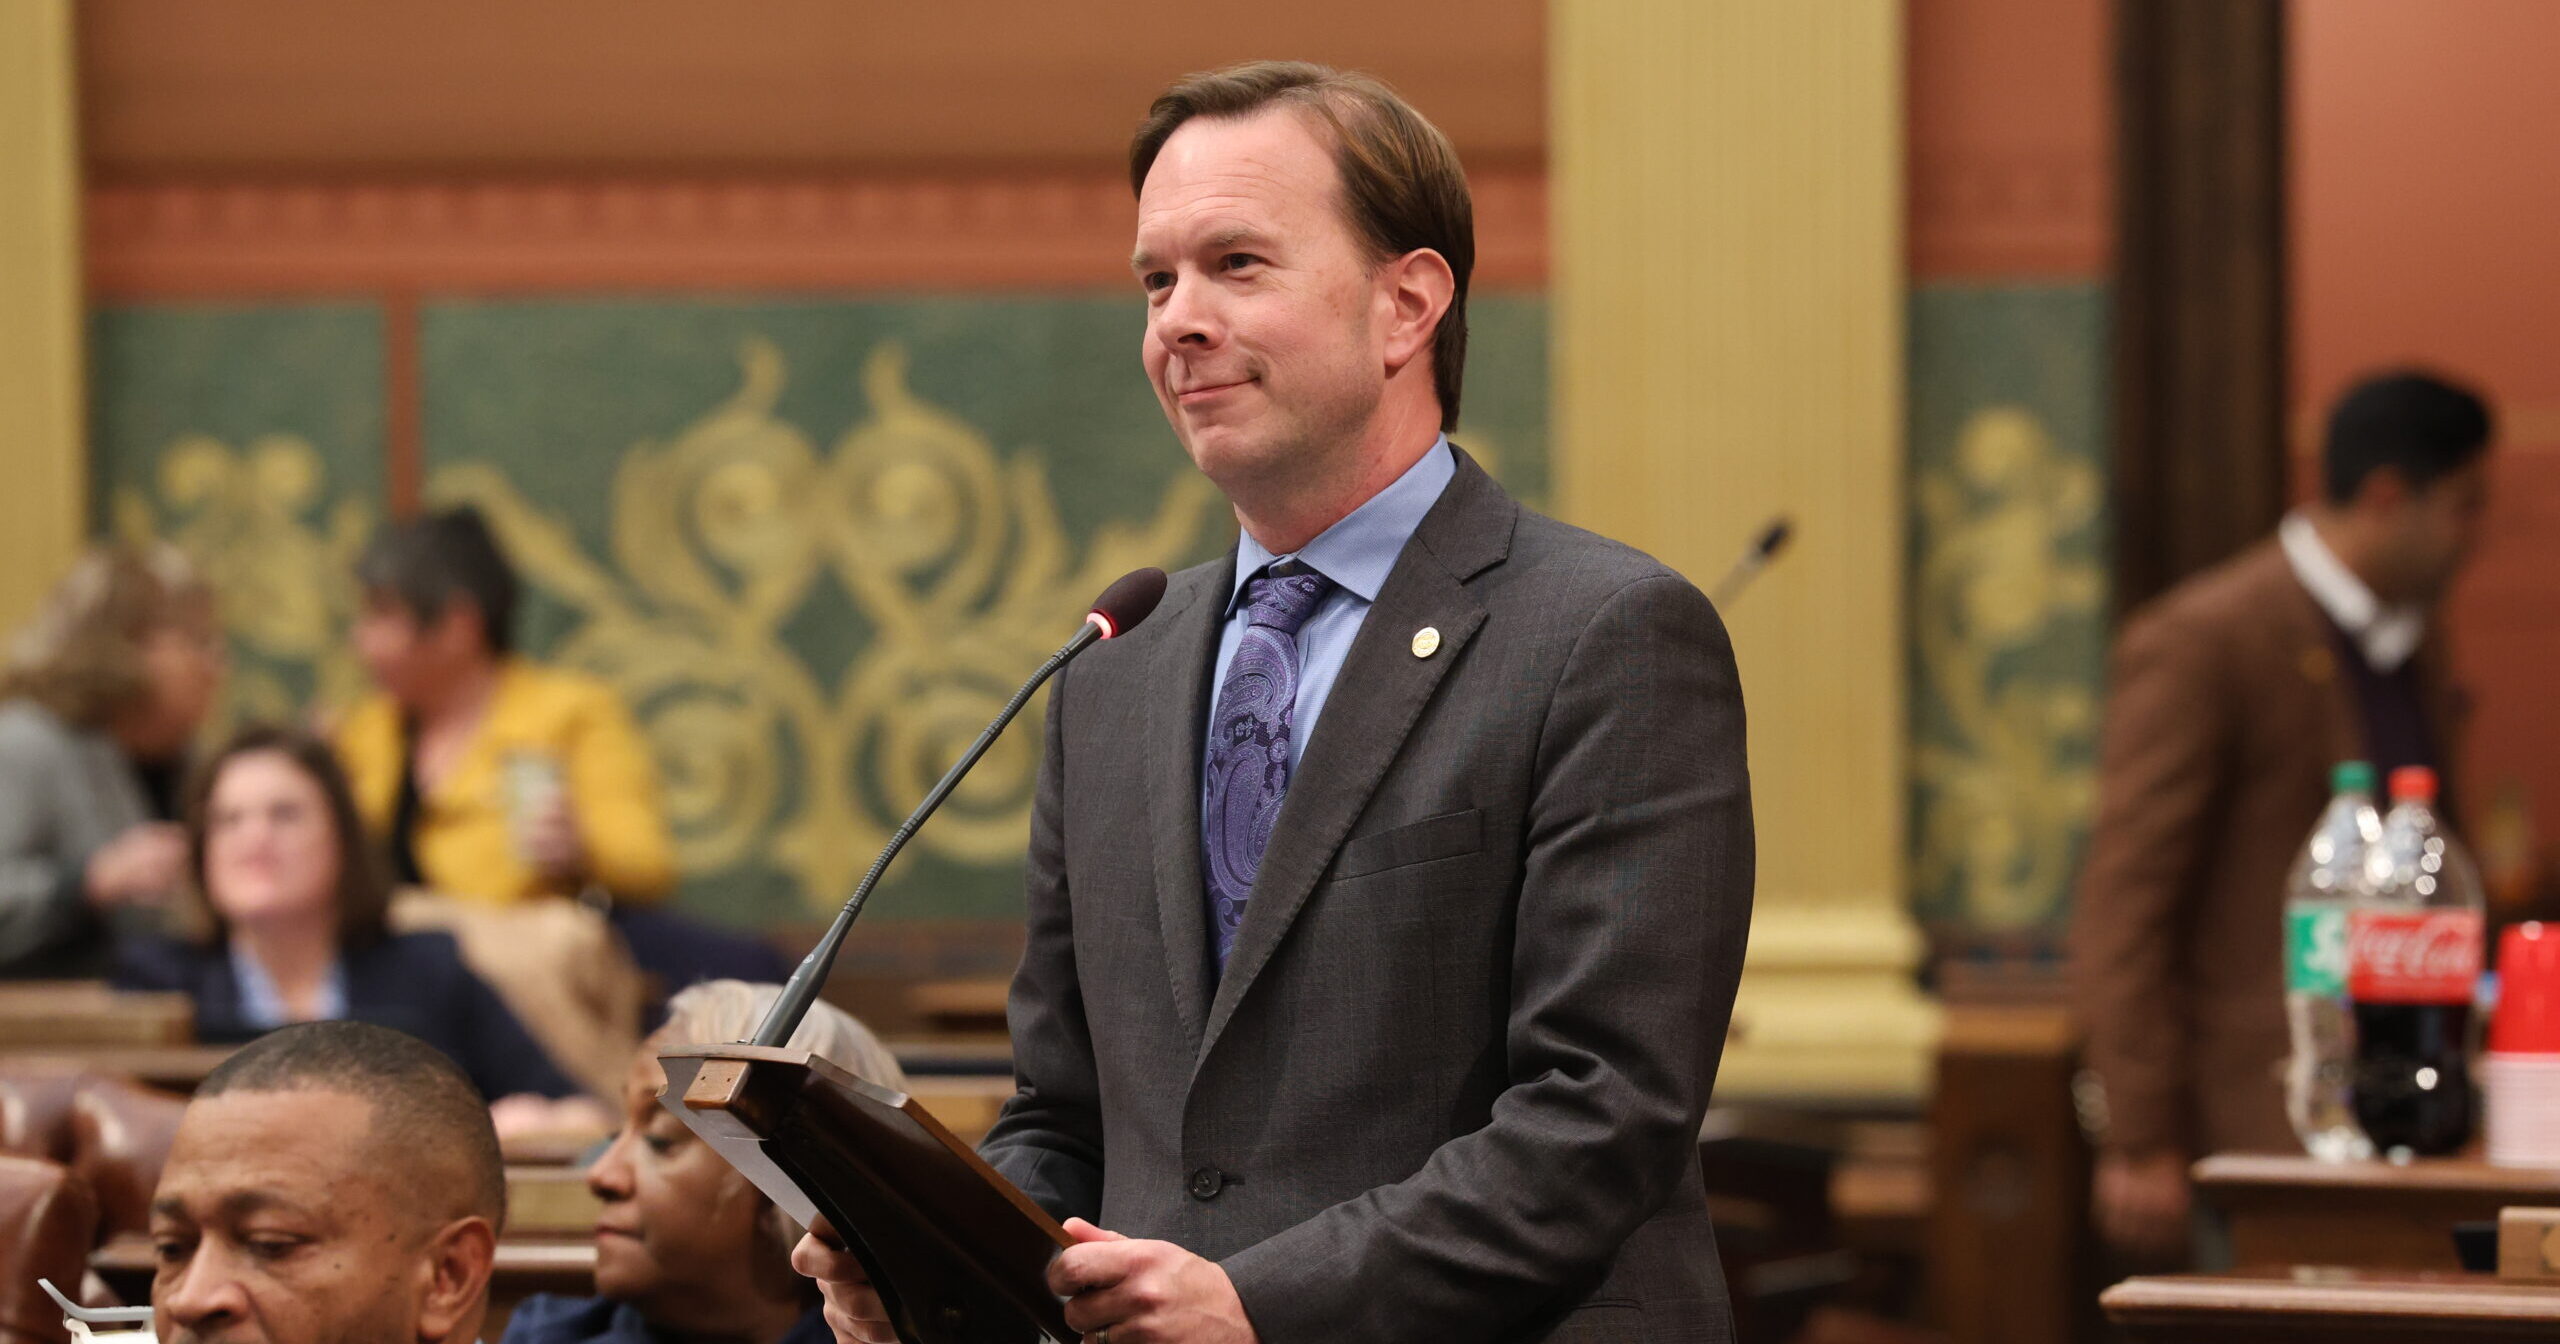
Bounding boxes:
1086 611 1121 640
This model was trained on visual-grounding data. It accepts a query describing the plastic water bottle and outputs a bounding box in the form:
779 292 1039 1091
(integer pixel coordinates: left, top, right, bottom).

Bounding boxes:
2349 765 2486 1157
2284 761 2380 1161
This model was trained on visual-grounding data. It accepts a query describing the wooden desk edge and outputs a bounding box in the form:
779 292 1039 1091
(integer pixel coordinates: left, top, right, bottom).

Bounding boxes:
2103 1274 2560 1325
2193 1154 2560 1196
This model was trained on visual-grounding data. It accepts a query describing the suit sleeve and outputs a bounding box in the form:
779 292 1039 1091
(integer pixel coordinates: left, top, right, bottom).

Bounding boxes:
976 666 1106 1223
2067 608 2227 1156
1222 574 1753 1343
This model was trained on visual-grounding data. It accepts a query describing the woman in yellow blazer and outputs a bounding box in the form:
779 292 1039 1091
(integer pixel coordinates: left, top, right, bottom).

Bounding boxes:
339 510 674 907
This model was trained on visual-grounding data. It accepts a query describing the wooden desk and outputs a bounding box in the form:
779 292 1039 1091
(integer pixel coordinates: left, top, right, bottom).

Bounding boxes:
500 1128 606 1167
904 978 1011 1035
506 1164 603 1236
881 1034 1012 1076
2194 1154 2560 1270
0 984 191 1048
2104 1269 2560 1341
0 1044 236 1091
903 1073 1015 1147
1929 1002 2094 1344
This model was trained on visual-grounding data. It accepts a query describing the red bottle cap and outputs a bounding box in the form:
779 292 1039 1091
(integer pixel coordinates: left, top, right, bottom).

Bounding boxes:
2390 766 2439 803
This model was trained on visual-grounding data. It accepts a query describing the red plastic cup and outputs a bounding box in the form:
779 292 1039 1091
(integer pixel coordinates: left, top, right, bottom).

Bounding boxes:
2492 923 2560 1055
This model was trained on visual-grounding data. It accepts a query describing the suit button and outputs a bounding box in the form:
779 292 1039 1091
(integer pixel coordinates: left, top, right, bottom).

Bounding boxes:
1187 1167 1225 1201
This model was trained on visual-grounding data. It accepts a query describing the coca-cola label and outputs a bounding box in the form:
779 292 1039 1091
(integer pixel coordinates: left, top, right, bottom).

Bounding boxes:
2348 908 2484 1004
2286 905 2348 995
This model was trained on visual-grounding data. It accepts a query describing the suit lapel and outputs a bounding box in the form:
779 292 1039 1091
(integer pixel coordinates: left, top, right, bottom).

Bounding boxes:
2270 551 2362 769
1199 452 1516 1059
1145 563 1227 1058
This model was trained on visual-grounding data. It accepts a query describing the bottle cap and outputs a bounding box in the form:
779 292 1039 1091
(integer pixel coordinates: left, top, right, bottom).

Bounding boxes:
2332 761 2377 795
2390 765 2439 803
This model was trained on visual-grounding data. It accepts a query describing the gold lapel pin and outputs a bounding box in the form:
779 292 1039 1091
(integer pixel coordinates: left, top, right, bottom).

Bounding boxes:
1412 626 1442 658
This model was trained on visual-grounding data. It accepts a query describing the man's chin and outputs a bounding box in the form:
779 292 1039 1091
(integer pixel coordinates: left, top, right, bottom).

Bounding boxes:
1176 428 1288 486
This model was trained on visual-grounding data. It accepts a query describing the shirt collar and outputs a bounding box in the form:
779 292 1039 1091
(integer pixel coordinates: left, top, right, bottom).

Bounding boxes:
2279 510 2426 672
228 940 349 1030
1227 437 1456 613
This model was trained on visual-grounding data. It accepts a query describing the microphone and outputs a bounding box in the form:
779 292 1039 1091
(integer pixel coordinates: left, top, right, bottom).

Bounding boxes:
1707 515 1793 609
750 567 1169 1047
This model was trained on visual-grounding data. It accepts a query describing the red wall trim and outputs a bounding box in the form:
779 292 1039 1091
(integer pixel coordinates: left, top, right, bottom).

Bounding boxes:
1908 149 2110 280
86 169 1548 300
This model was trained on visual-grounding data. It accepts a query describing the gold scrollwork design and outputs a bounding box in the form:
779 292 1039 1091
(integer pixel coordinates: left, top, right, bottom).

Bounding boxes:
1913 405 2104 930
111 433 373 737
440 338 1223 910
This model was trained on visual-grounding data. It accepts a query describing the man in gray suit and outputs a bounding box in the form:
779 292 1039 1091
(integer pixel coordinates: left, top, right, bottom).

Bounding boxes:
797 60 1752 1344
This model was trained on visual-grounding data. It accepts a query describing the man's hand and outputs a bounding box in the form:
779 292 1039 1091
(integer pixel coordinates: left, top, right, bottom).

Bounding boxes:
2094 1149 2192 1260
792 1217 897 1344
1049 1218 1257 1344
84 823 188 909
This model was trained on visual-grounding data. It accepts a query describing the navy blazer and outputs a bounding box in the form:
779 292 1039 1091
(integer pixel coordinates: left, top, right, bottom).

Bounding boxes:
501 1294 829 1344
115 930 581 1100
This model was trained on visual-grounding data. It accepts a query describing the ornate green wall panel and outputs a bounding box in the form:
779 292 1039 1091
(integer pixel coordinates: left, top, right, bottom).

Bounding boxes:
417 295 1549 928
83 294 1545 930
1906 283 2109 939
88 304 385 736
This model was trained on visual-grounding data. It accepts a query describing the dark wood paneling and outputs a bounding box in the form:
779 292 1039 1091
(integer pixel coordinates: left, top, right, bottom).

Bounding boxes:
2111 0 2289 617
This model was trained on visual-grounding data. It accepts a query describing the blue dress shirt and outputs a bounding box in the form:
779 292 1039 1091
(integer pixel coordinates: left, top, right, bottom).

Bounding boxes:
228 939 349 1030
1204 437 1456 790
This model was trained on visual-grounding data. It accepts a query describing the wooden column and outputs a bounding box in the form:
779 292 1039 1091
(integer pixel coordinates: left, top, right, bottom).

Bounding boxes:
0 0 87 631
1551 0 1938 1101
2112 0 2289 617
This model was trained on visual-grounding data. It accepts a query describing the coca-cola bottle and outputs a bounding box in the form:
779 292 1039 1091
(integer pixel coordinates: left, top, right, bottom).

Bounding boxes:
2348 766 2485 1157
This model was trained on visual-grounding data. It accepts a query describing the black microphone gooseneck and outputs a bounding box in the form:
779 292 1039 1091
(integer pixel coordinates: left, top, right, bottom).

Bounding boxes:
1707 515 1795 610
750 567 1169 1048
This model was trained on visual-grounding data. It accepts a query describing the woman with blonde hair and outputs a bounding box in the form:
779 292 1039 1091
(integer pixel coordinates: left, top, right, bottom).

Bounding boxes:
0 543 222 976
502 979 904 1344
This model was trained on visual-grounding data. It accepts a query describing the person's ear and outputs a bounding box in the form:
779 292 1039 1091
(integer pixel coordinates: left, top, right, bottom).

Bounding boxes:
2353 465 2413 515
1377 248 1456 376
415 1215 497 1344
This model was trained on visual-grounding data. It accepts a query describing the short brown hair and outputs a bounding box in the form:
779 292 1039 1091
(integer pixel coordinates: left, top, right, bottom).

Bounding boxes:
2 543 212 729
185 725 394 953
1130 61 1475 431
356 508 520 657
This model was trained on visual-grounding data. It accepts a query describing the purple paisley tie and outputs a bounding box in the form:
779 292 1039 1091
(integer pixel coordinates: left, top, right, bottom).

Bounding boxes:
1203 564 1334 973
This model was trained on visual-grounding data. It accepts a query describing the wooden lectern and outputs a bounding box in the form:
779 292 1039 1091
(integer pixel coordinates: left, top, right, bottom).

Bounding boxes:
657 1045 1075 1344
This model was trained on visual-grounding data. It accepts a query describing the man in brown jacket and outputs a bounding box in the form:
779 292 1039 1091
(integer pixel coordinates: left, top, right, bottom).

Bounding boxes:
2071 370 2493 1258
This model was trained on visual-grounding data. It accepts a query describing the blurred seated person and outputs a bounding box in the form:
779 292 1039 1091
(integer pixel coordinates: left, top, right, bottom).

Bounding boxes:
339 507 675 907
115 724 606 1133
0 543 221 977
338 508 782 1000
2071 369 2492 1260
151 1019 504 1344
502 979 904 1344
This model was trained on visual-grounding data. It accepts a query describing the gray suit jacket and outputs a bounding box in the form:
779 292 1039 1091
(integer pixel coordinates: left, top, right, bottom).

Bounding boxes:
981 452 1754 1343
0 699 155 975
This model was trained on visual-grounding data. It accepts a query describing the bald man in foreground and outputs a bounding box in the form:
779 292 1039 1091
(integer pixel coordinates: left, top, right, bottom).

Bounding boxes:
148 1020 506 1344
